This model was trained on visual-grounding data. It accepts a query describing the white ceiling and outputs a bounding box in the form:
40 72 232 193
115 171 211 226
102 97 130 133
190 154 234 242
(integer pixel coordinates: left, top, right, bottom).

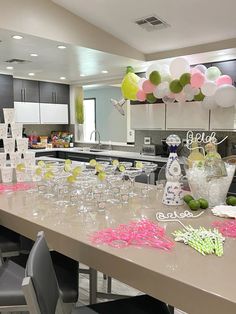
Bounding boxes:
52 0 236 54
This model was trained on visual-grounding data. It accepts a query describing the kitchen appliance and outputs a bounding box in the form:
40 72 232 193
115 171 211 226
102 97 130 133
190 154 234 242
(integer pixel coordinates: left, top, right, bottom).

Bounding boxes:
161 139 169 157
141 144 156 156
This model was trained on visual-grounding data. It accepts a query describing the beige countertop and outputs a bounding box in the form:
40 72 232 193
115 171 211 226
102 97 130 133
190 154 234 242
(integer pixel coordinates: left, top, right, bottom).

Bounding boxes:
0 187 235 314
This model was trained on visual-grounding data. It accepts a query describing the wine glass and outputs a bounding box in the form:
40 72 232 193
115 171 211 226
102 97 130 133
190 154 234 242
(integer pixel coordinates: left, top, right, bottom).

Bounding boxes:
124 167 142 197
143 163 158 190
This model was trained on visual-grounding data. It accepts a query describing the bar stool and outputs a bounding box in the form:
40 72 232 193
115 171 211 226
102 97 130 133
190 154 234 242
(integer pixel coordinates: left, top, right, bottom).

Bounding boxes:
0 225 21 258
0 231 171 314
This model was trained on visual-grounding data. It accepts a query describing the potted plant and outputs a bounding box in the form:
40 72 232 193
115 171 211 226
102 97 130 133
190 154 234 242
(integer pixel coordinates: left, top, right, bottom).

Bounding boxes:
75 96 84 141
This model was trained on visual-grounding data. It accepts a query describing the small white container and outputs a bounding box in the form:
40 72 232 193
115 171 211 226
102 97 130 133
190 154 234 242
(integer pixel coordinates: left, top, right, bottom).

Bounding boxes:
23 152 35 166
0 153 7 167
9 152 22 167
3 138 15 153
11 123 23 139
1 166 13 183
0 124 8 139
17 138 28 153
3 108 15 124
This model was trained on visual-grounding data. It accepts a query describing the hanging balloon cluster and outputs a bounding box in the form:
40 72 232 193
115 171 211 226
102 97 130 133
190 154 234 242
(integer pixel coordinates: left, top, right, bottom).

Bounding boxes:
121 58 236 109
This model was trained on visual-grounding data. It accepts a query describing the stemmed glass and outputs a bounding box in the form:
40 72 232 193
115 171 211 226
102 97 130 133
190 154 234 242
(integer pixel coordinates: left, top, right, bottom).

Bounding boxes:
124 167 142 197
142 163 158 190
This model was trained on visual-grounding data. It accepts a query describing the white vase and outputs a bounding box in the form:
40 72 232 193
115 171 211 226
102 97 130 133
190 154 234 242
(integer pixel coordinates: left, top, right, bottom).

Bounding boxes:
77 124 84 141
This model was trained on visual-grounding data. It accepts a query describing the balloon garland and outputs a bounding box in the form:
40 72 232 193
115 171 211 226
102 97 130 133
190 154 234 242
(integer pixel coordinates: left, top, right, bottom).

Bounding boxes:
121 58 236 108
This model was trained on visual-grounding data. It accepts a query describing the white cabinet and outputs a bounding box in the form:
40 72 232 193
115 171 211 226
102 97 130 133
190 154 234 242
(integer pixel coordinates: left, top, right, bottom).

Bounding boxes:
130 103 165 130
166 101 209 131
210 106 236 131
14 102 40 124
40 103 68 124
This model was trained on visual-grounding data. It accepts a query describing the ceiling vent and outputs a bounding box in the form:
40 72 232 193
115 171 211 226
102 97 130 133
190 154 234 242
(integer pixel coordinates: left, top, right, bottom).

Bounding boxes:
5 58 31 64
135 15 169 32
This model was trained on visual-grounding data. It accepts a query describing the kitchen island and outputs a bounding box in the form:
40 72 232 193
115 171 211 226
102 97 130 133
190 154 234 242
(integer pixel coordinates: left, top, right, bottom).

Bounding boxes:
0 186 235 314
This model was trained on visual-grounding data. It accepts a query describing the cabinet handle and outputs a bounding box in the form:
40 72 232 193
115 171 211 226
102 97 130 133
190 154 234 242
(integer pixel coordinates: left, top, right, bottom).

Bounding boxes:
24 88 26 102
52 92 54 103
55 93 57 103
21 89 23 102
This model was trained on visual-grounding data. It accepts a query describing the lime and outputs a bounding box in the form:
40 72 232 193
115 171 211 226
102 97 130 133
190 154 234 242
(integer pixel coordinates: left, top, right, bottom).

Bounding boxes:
119 165 126 172
112 159 119 166
98 171 106 181
65 159 72 165
67 175 76 183
188 200 200 211
183 194 194 204
89 159 97 167
72 166 82 177
38 160 45 167
16 163 25 172
135 161 143 169
44 171 54 180
226 196 236 206
95 163 104 173
198 198 209 209
35 167 42 176
64 164 71 172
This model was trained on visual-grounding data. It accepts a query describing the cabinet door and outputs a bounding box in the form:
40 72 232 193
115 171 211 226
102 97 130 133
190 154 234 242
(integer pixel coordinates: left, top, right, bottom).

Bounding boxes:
166 101 209 131
22 80 39 102
0 74 14 123
13 78 23 102
55 83 69 104
40 103 68 124
210 106 236 131
130 103 165 130
39 82 55 103
14 102 40 124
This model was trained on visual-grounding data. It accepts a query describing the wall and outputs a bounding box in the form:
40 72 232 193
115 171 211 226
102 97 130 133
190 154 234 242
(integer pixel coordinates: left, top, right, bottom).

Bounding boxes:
84 86 127 143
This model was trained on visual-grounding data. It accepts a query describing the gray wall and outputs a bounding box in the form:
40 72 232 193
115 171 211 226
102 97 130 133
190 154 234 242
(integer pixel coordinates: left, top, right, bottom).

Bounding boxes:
84 86 127 143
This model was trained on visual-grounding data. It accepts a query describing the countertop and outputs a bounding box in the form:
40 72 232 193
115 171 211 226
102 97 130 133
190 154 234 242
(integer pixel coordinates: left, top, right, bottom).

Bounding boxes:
0 187 235 314
31 147 170 163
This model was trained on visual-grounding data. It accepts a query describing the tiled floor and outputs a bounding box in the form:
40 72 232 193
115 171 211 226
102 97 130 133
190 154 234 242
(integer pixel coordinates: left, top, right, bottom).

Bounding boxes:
78 265 187 314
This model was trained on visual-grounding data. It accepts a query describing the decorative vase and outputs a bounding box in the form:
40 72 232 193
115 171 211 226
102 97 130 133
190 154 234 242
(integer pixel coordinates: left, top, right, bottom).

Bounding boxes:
77 124 84 142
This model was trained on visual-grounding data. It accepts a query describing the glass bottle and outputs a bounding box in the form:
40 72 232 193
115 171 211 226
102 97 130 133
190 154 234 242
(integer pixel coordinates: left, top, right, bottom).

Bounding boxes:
204 142 227 178
187 140 205 168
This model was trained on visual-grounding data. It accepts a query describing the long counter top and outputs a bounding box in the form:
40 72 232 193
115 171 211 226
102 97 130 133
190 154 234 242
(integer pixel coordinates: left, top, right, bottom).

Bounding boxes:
31 147 169 163
0 186 235 314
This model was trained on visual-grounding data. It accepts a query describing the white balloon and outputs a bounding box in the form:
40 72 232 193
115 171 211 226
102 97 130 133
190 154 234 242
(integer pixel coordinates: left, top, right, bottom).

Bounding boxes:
154 82 170 99
146 63 171 81
175 92 187 103
169 57 190 79
192 87 200 96
162 95 175 105
183 84 194 101
214 84 236 108
138 78 146 89
202 96 218 110
201 81 217 97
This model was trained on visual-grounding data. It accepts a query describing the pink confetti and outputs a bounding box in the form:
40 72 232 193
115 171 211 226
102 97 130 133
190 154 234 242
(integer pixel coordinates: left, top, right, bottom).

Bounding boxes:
90 219 174 250
212 220 236 238
0 182 35 192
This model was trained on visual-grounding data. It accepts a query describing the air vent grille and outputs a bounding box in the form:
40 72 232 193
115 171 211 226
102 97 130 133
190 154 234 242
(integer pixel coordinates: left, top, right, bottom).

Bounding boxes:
5 59 31 64
135 15 169 32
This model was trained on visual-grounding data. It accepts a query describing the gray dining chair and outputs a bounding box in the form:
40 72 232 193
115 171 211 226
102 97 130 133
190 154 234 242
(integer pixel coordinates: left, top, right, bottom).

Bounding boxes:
23 231 170 314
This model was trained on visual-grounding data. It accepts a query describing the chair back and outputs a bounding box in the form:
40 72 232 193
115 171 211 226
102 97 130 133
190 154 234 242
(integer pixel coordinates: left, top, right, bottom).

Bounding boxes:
25 232 60 314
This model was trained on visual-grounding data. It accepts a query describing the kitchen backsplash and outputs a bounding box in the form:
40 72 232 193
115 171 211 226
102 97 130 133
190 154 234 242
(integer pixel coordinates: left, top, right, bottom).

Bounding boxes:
24 124 69 137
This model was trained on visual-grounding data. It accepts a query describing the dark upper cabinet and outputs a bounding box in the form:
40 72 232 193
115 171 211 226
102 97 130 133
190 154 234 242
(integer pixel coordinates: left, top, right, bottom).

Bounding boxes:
13 78 39 102
0 74 13 123
211 60 236 86
39 82 69 104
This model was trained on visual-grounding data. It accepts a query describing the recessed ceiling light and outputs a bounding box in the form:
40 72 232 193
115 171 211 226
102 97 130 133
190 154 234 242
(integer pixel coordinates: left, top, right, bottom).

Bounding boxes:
60 76 66 80
6 66 13 70
80 74 86 77
101 70 108 74
28 72 35 76
30 53 38 57
57 45 67 49
12 35 23 40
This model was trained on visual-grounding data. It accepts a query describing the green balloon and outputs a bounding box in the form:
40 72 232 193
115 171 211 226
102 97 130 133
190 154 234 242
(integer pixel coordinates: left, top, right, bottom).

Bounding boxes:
149 71 161 85
206 66 221 81
180 73 191 87
194 91 205 101
146 93 157 104
169 79 183 93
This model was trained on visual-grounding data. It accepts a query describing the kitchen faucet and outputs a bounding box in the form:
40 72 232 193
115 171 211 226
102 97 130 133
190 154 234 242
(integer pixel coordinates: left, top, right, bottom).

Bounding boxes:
90 130 101 148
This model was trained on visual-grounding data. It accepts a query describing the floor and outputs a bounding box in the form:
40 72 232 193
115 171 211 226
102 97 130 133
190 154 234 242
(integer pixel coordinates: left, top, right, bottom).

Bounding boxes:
78 265 187 314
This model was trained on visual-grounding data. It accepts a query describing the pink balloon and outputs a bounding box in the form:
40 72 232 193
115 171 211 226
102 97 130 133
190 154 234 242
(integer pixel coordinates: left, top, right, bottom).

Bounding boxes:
142 80 156 93
190 72 205 88
216 75 233 86
190 68 201 75
136 89 146 102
